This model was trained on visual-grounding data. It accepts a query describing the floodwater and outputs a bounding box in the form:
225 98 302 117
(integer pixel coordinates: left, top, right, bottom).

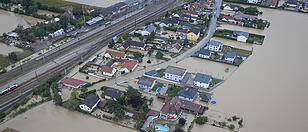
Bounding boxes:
0 10 29 35
65 0 125 8
198 7 308 132
0 102 136 132
0 42 23 56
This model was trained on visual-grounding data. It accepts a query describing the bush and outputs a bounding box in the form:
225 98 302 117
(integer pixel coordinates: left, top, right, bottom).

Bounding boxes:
79 89 96 99
195 116 208 125
228 124 235 130
147 60 151 64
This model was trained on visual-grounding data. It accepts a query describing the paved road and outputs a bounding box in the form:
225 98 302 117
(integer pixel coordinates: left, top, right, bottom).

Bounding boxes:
89 0 223 91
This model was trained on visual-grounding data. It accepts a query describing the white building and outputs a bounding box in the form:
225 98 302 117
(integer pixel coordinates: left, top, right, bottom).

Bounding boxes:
101 65 116 77
164 66 187 82
193 73 212 89
79 94 100 113
247 0 261 3
232 31 249 43
208 40 223 52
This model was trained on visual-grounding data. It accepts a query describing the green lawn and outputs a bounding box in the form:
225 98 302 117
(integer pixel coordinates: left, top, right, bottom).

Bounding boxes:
33 0 76 7
212 78 222 86
0 55 10 68
166 85 181 97
156 69 165 78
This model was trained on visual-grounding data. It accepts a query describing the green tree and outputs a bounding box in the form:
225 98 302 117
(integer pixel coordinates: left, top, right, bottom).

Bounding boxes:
147 60 151 64
121 32 131 41
8 52 18 61
228 124 235 130
133 52 143 58
155 51 164 59
195 116 208 125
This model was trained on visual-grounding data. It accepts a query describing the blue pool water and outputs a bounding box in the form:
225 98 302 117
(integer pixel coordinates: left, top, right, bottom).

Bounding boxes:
156 88 162 93
155 125 169 131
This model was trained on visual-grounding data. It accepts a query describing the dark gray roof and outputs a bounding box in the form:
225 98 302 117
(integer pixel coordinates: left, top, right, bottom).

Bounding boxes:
106 61 114 67
176 29 188 34
145 70 157 76
225 52 237 59
189 28 200 35
194 73 212 84
104 88 124 99
209 40 223 47
200 92 212 102
171 40 184 45
164 66 187 77
144 25 156 33
123 40 146 48
137 76 155 87
161 18 178 25
233 31 249 38
198 48 211 56
178 87 197 100
81 94 100 108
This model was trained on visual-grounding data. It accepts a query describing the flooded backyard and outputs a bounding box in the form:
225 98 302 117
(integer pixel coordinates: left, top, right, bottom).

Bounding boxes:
65 0 125 8
0 43 23 56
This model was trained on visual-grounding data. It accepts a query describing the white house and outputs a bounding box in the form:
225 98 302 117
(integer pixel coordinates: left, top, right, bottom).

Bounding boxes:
247 0 261 4
79 94 100 113
101 65 116 76
137 76 156 89
193 73 212 89
197 48 212 59
232 31 249 43
224 52 237 63
208 40 223 52
164 66 187 82
119 59 138 73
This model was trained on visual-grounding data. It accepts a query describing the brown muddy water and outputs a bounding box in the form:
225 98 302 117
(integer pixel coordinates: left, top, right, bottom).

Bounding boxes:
0 102 136 132
0 6 308 132
198 7 308 132
65 0 125 8
0 10 29 35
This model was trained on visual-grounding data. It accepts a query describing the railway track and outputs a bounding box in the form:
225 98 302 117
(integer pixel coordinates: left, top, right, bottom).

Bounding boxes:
0 0 178 113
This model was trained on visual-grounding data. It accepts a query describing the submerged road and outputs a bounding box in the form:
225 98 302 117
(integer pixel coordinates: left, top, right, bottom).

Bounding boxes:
0 0 179 113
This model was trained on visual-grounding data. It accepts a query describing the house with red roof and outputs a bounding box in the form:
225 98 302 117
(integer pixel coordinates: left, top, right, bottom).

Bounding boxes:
59 77 88 89
265 0 278 8
101 65 116 76
104 50 126 59
221 16 241 24
119 59 138 73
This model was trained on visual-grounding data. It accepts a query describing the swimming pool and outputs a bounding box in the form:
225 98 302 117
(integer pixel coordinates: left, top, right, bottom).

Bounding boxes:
155 124 169 131
156 88 162 93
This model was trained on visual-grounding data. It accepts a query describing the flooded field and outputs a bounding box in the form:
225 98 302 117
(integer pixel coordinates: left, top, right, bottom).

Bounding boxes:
0 10 28 35
0 102 136 132
205 8 308 132
0 43 23 56
65 0 125 8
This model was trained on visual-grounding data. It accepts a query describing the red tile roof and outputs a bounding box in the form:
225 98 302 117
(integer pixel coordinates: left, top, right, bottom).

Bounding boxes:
161 98 182 115
105 50 126 58
266 0 278 6
223 16 241 22
60 77 87 87
101 65 114 73
121 59 138 71
147 109 160 117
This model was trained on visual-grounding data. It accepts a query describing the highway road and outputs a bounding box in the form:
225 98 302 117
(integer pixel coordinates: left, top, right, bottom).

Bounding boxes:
0 0 181 113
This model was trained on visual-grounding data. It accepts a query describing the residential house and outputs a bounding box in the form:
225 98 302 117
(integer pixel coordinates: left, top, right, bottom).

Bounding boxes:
141 24 156 36
158 95 206 118
193 73 212 89
182 10 199 18
224 4 242 11
121 40 147 51
164 66 187 81
159 18 178 27
173 11 190 22
221 16 241 24
233 11 244 20
119 59 138 73
208 40 223 52
125 110 139 117
101 65 117 77
304 2 308 10
176 29 188 36
265 0 278 8
147 109 160 118
224 52 237 63
104 50 126 59
200 92 212 103
154 36 168 44
285 0 297 7
137 76 156 89
169 40 183 53
97 100 107 110
104 88 124 100
232 31 249 42
79 94 100 113
178 87 198 102
141 116 154 132
242 16 258 21
58 77 87 89
247 0 261 4
160 97 182 120
144 70 157 76
187 28 200 41
197 48 212 59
